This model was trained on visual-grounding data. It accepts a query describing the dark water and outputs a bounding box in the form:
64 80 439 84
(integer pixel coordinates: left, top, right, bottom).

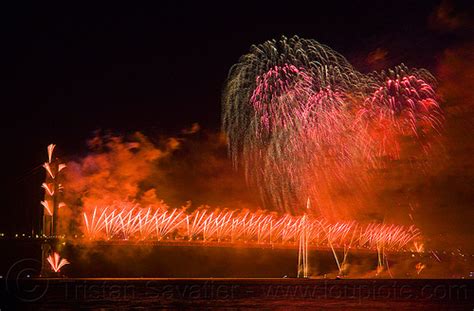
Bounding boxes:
1 240 473 309
1 278 473 310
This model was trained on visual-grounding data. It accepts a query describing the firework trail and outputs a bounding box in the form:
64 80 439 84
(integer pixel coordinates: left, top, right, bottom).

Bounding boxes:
42 143 67 236
47 252 70 273
415 262 426 275
82 202 420 252
222 36 442 215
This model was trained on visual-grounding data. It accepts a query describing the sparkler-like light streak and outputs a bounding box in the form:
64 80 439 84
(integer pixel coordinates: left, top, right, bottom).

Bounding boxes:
82 203 421 252
43 163 55 179
41 201 53 216
431 250 442 262
297 215 308 277
42 144 67 236
42 183 54 196
47 144 55 164
47 252 70 273
413 241 425 253
319 220 357 276
415 262 426 275
222 36 442 215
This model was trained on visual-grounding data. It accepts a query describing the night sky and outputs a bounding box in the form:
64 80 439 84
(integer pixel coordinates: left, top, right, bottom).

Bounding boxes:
1 1 472 248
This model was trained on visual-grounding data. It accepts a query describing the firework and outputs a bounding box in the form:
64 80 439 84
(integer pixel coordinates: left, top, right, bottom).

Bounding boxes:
42 144 67 236
47 252 70 273
222 36 442 215
415 262 426 275
82 202 420 252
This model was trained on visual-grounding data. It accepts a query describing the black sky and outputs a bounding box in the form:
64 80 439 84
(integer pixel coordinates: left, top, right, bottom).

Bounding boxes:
1 1 471 235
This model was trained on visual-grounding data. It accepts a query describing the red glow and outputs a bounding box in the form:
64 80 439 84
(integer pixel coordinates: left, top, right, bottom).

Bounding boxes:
82 202 420 252
47 252 70 273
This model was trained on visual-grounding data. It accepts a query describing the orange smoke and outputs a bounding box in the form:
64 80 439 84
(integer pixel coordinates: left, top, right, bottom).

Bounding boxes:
437 44 474 116
59 128 260 235
63 132 179 217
